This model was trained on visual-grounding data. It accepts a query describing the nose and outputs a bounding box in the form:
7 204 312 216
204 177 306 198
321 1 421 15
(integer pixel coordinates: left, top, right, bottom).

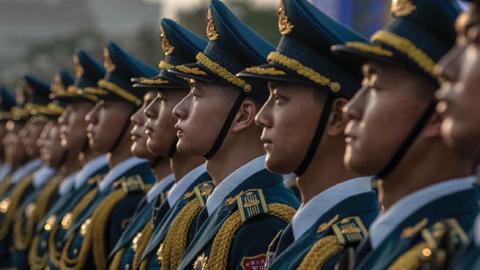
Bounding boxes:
85 101 101 124
343 86 367 121
144 95 160 119
172 94 190 121
130 107 144 126
255 100 272 129
435 45 463 83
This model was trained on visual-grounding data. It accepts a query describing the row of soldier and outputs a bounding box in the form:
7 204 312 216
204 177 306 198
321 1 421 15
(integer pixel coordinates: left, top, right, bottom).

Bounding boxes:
0 0 479 269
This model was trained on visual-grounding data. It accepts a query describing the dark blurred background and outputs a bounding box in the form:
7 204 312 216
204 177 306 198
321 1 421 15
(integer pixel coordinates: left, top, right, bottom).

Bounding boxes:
0 0 397 90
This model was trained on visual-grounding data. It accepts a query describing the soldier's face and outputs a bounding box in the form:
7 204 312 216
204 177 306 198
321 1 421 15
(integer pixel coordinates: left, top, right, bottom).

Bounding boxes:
130 91 158 159
38 121 54 162
436 6 480 157
59 101 93 151
85 99 133 153
145 89 186 156
343 62 433 175
4 125 27 166
41 122 65 167
20 116 46 158
255 82 323 173
173 81 238 156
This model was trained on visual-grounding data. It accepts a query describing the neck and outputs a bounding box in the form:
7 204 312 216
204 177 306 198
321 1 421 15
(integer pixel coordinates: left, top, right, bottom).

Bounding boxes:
170 153 204 182
59 151 81 177
107 134 133 168
206 134 264 186
151 157 171 181
79 149 101 166
382 141 474 209
298 138 357 204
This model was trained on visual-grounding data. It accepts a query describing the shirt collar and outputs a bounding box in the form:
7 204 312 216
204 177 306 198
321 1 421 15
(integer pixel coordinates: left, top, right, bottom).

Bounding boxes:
167 164 206 207
291 176 372 240
74 154 108 189
0 163 12 183
12 159 42 184
147 174 175 203
98 157 148 192
33 166 57 189
58 171 79 195
206 155 266 215
369 176 475 249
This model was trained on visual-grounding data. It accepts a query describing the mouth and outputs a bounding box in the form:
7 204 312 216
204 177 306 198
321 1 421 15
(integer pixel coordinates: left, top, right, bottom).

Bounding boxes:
260 137 272 150
145 126 154 136
175 122 184 137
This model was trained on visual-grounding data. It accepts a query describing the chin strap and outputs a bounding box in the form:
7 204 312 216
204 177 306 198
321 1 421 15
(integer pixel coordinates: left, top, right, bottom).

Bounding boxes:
167 138 178 158
294 95 334 176
203 93 246 159
374 100 437 181
108 107 135 154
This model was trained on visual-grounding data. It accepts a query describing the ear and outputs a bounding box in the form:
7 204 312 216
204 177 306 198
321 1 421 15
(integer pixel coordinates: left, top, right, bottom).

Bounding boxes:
231 99 257 133
325 98 349 137
421 112 443 139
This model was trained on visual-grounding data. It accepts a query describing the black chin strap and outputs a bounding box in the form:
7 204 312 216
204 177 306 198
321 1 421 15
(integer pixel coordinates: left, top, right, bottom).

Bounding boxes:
374 100 437 181
295 95 334 176
204 93 246 159
167 138 178 158
149 156 163 167
108 108 135 154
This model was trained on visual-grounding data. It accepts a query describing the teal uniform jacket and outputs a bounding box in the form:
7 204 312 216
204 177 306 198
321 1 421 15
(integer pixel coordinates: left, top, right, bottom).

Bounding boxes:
177 169 299 270
138 172 212 270
355 187 479 270
107 179 174 270
0 160 41 268
11 173 60 270
31 166 108 270
265 192 379 270
60 160 155 270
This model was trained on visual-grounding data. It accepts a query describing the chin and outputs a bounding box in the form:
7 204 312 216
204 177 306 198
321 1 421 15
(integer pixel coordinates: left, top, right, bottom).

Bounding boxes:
265 155 292 174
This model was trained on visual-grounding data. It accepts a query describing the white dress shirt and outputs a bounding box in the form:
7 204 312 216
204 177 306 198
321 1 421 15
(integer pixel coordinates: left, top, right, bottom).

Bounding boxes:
147 174 175 203
167 164 206 207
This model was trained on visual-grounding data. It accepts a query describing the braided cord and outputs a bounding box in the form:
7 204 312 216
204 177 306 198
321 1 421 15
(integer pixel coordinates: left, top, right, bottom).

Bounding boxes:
50 188 97 268
133 220 154 270
296 235 343 270
388 242 430 270
14 177 60 250
108 248 125 270
208 203 296 270
161 199 202 270
0 174 33 241
28 235 48 270
91 189 129 270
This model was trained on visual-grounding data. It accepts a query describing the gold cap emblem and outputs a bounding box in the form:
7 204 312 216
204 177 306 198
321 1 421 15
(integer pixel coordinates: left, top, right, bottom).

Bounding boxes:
73 54 84 78
103 48 116 72
160 26 175 55
278 0 294 35
206 8 219 41
391 0 416 17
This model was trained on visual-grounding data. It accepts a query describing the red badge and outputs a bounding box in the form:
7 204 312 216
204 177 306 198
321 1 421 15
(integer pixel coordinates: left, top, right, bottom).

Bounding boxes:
241 254 267 270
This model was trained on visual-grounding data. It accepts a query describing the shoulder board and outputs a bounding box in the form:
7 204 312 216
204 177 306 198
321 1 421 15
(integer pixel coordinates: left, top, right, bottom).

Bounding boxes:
193 182 215 207
115 175 145 193
332 216 368 246
237 189 268 222
421 218 469 248
88 174 105 185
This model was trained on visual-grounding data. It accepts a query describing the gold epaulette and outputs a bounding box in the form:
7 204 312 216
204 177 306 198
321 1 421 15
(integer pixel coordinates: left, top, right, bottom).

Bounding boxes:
296 216 368 270
207 201 296 270
236 189 269 222
0 175 12 198
112 175 146 193
133 220 155 270
158 182 214 270
388 218 469 270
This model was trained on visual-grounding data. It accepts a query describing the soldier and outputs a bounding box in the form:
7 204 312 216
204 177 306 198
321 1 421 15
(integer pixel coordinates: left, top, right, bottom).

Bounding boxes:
435 0 480 268
0 75 50 267
0 86 16 183
131 19 211 270
30 49 110 270
58 42 159 270
168 1 299 269
12 70 72 270
236 0 379 269
332 0 478 269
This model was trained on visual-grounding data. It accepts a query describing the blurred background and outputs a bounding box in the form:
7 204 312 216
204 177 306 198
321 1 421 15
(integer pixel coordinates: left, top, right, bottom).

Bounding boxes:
0 0 427 89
